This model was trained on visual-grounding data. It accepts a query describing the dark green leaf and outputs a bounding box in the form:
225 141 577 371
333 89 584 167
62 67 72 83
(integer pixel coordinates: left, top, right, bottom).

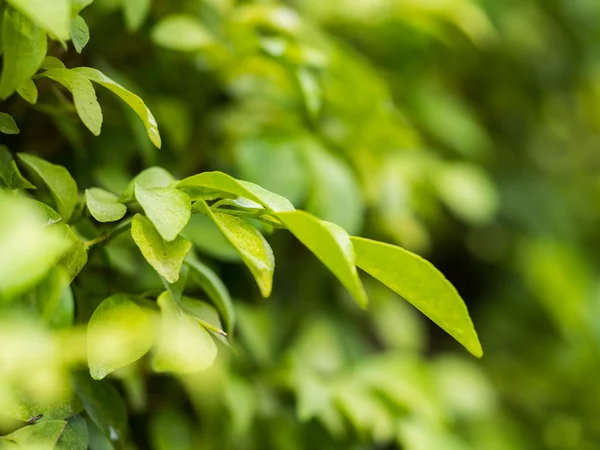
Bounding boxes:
0 146 35 190
55 415 89 450
351 237 483 357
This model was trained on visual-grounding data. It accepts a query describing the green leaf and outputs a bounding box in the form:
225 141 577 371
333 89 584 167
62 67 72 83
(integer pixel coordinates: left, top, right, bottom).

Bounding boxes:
152 291 217 373
40 56 66 70
149 408 193 450
302 141 364 234
17 77 38 104
151 15 214 52
0 146 35 190
56 225 88 282
0 113 19 134
185 256 235 335
6 0 70 40
71 0 94 16
73 67 161 148
17 153 78 220
55 415 89 450
36 267 74 328
178 171 295 213
0 8 47 100
70 15 90 54
122 0 151 32
88 294 154 380
181 214 241 262
3 388 82 422
277 210 368 308
40 68 103 136
74 373 128 446
351 237 483 357
196 200 274 297
161 264 189 305
3 420 67 450
135 184 191 242
85 188 127 223
179 295 230 345
131 214 192 283
86 418 114 450
0 192 69 299
27 200 62 224
120 166 175 203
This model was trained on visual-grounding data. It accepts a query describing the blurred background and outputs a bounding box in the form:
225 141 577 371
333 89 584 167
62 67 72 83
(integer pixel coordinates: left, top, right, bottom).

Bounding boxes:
4 0 600 448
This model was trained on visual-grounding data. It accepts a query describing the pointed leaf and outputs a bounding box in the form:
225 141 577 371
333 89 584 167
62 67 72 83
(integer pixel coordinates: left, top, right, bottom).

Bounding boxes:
185 256 235 335
88 294 154 380
196 199 274 297
277 210 367 308
17 77 38 104
152 291 217 373
135 184 191 242
123 0 151 32
17 153 78 220
0 146 35 190
0 8 46 100
6 0 70 40
0 113 19 134
40 68 103 136
131 214 192 283
3 420 67 450
178 171 294 213
74 373 127 446
69 15 89 54
55 415 89 450
73 67 161 148
160 264 188 305
85 188 127 223
351 237 482 357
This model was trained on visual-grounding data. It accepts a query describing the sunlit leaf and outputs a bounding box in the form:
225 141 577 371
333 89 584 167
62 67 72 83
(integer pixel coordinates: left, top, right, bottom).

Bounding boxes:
3 420 67 450
195 200 274 297
85 188 127 223
0 8 46 100
88 294 154 380
120 166 175 203
16 77 38 104
74 373 128 446
135 184 191 242
185 256 235 335
351 237 482 357
131 214 192 283
0 113 19 134
277 210 367 308
17 153 78 220
6 0 70 40
152 291 217 373
4 388 82 422
39 68 103 136
151 15 214 52
73 67 161 148
181 214 241 262
56 224 88 282
122 0 151 32
70 15 90 54
178 171 295 213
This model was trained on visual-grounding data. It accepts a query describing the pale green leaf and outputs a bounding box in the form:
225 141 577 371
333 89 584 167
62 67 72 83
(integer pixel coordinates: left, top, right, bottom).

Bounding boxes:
131 214 192 283
0 146 35 190
55 415 89 450
185 256 235 335
70 15 90 54
297 67 321 119
85 188 127 223
3 388 82 422
181 214 241 262
122 0 151 32
152 291 217 373
17 77 38 104
74 373 128 446
40 56 66 70
3 420 67 450
277 210 367 308
120 166 175 203
71 0 94 15
151 15 214 52
27 200 62 224
88 294 154 380
302 141 364 234
73 67 161 148
196 199 274 297
0 112 19 134
161 264 188 305
56 224 88 282
0 8 46 100
6 0 70 40
40 68 103 136
17 153 78 220
0 192 69 299
351 236 482 357
36 267 74 328
135 184 191 242
178 171 295 213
